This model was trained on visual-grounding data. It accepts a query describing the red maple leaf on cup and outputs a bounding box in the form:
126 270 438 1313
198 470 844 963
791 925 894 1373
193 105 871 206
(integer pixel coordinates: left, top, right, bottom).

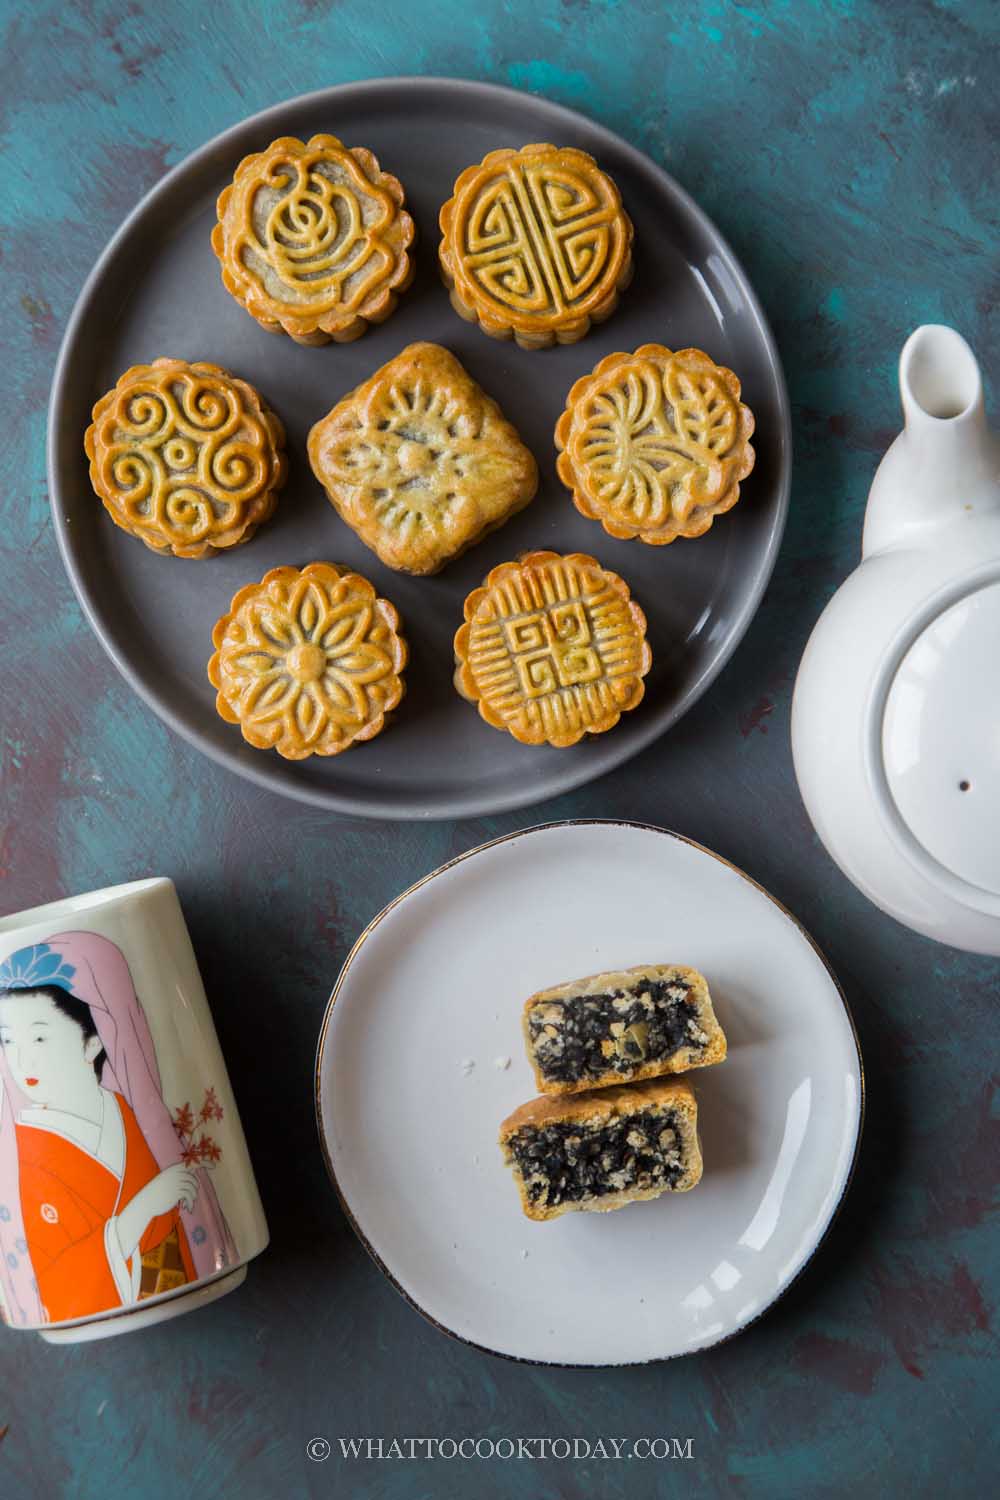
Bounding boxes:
199 1086 224 1124
171 1087 224 1170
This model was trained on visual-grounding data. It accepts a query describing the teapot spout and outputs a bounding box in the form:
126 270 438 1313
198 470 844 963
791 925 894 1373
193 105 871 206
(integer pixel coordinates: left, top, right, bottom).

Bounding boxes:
900 323 981 426
863 325 1000 556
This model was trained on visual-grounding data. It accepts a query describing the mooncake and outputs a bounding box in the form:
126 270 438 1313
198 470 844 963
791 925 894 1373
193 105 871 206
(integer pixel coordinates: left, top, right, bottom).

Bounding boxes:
439 143 633 349
500 1078 702 1221
208 562 407 759
212 134 414 345
307 342 538 575
522 964 726 1096
84 359 286 558
555 345 756 544
454 551 651 747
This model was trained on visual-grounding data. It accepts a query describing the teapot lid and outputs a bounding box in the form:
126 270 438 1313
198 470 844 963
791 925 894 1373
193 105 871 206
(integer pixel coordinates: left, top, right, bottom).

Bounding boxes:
874 576 1000 908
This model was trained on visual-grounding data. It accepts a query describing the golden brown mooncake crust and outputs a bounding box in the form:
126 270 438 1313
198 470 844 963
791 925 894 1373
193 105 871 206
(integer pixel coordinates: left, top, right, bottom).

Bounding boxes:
439 143 633 349
555 344 756 544
499 1077 703 1221
208 562 407 760
454 551 651 747
522 963 727 1096
211 134 415 345
84 358 287 558
307 342 539 576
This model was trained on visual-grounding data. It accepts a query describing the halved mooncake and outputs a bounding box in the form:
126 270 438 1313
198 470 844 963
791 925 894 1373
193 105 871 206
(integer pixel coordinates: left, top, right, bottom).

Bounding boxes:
85 358 287 557
439 143 633 349
555 344 755 543
522 963 726 1095
212 134 415 345
500 1078 702 1221
454 551 651 747
208 562 407 759
307 342 538 575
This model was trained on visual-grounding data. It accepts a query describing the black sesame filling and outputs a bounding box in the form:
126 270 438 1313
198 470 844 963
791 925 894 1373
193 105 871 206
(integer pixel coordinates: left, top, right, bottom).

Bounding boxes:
527 976 702 1085
508 1109 685 1208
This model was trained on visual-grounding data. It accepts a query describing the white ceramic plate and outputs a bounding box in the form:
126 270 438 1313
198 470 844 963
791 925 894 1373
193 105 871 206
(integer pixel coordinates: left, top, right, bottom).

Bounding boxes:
315 821 863 1365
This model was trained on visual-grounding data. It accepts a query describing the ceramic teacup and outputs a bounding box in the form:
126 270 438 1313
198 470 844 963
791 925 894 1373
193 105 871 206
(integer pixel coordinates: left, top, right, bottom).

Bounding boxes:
0 877 268 1342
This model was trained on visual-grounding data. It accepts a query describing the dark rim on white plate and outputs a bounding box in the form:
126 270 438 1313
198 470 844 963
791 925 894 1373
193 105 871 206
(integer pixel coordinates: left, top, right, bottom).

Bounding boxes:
47 78 791 821
314 819 865 1366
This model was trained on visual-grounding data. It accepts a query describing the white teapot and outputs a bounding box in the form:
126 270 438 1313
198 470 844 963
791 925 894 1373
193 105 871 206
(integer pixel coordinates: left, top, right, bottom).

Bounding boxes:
792 325 1000 954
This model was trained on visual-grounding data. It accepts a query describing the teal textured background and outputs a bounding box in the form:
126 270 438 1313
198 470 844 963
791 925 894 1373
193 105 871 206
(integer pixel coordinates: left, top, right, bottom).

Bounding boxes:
1 0 998 1495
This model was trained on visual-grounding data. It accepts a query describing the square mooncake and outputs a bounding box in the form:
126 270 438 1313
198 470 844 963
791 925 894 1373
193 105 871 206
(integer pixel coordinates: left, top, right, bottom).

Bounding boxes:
307 342 538 575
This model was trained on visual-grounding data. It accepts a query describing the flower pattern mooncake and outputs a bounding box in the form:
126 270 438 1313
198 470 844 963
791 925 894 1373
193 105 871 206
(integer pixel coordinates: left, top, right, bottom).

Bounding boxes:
454 551 651 747
85 358 287 558
555 344 756 544
212 134 415 345
208 563 407 760
308 342 538 575
439 144 633 349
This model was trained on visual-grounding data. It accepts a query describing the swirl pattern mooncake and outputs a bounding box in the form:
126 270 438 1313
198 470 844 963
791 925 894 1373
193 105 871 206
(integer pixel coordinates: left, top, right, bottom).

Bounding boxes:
212 134 415 345
308 342 538 575
454 551 651 747
208 563 407 760
84 358 287 558
555 345 756 544
439 144 633 349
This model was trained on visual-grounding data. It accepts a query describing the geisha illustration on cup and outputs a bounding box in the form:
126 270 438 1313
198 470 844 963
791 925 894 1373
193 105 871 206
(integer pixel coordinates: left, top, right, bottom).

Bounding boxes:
0 931 237 1328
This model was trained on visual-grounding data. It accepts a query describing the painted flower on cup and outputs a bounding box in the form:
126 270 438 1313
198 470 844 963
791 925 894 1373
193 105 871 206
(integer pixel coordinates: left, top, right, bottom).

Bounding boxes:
208 563 408 759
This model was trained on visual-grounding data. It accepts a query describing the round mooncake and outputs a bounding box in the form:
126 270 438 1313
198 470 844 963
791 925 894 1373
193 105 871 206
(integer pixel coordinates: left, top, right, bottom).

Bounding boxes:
208 563 408 760
85 358 286 558
454 551 651 747
212 133 415 345
439 143 633 350
555 344 756 544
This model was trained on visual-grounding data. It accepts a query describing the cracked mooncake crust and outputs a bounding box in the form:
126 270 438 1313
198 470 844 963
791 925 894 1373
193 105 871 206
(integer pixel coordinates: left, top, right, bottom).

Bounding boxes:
555 345 755 544
307 342 539 575
84 358 287 558
208 562 407 759
522 963 726 1096
439 143 633 349
500 1077 702 1221
454 551 651 747
211 134 415 345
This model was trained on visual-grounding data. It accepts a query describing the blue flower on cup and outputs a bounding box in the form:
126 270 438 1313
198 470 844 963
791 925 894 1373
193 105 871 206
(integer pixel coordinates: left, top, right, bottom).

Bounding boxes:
0 943 77 995
0 1205 10 1223
6 1252 17 1270
192 1226 207 1246
15 1238 27 1254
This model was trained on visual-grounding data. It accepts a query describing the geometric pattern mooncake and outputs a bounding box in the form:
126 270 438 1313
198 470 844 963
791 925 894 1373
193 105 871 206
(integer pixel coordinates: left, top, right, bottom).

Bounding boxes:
454 551 651 747
307 342 539 575
84 358 287 558
208 563 407 760
212 134 415 346
439 144 633 349
555 345 756 544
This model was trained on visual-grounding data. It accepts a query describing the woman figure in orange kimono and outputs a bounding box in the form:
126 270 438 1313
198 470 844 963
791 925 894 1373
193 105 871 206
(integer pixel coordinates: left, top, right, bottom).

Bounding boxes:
0 934 236 1329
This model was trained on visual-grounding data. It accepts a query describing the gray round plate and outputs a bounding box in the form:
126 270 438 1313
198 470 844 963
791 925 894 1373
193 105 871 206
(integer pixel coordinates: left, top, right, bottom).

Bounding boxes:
48 78 791 821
